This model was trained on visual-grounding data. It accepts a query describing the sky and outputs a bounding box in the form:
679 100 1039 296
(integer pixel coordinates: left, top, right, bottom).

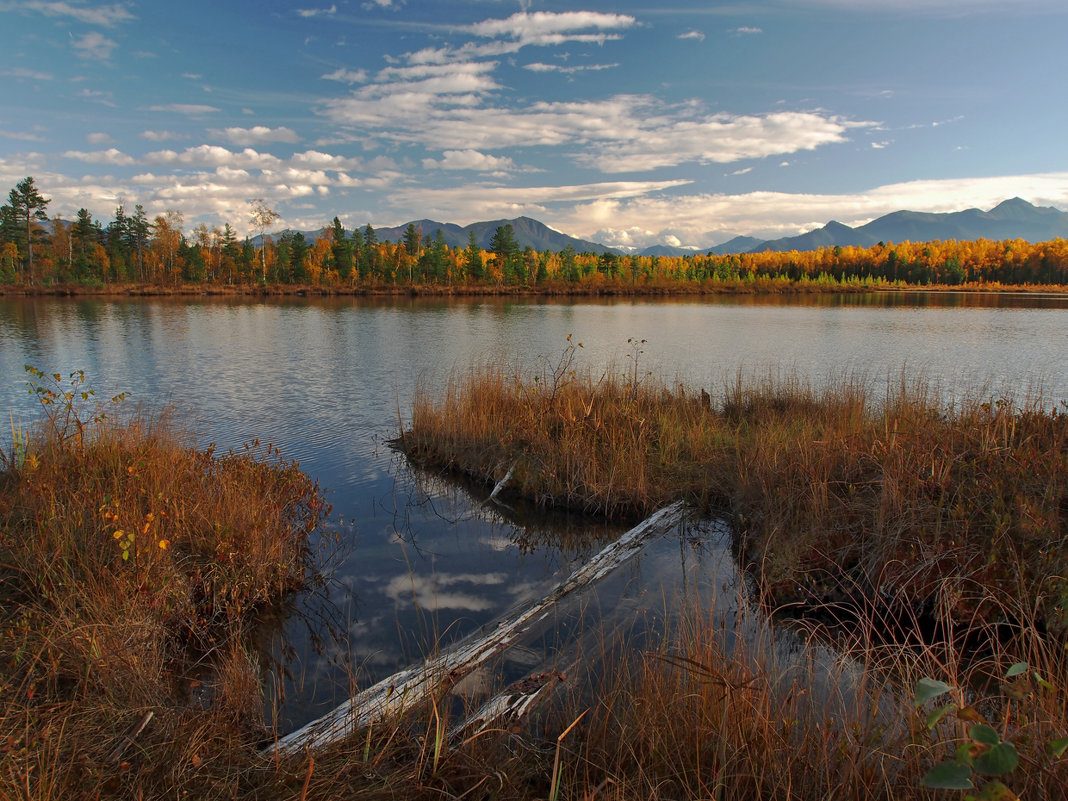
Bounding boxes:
1 0 1067 250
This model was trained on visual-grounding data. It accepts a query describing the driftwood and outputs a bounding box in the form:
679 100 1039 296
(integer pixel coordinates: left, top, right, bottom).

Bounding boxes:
269 501 687 755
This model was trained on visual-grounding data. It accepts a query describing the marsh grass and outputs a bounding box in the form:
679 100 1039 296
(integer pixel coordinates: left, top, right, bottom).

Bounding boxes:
5 360 1067 800
401 352 1068 633
0 370 328 799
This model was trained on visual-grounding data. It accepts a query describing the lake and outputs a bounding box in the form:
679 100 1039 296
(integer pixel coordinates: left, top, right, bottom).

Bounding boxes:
1 291 1066 731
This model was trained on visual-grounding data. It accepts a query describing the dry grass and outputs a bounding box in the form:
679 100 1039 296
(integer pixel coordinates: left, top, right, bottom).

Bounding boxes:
400 349 1068 632
0 369 328 799
5 362 1067 800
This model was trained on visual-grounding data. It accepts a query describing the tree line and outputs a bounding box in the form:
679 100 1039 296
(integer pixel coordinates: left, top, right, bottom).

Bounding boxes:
3 177 1067 290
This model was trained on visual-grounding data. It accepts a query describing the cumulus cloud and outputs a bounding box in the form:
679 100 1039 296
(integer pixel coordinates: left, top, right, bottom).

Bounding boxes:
72 31 117 60
323 89 871 173
405 11 636 65
321 67 368 84
731 26 763 35
467 11 635 40
421 150 518 172
563 172 1068 248
140 130 184 142
87 132 114 145
296 4 335 16
63 147 136 165
678 30 706 41
211 125 301 145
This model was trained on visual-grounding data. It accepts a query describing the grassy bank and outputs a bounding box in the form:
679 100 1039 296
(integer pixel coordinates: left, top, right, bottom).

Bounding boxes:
3 277 1068 299
0 369 328 799
400 348 1068 632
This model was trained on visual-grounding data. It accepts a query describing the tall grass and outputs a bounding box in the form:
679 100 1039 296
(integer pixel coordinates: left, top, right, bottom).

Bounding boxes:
5 361 1066 800
400 349 1067 633
0 369 328 799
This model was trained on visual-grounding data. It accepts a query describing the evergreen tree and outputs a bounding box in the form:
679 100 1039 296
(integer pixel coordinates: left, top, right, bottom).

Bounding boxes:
4 177 50 283
465 230 484 281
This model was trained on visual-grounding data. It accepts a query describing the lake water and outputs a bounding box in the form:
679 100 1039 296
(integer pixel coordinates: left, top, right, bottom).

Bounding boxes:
1 291 1066 731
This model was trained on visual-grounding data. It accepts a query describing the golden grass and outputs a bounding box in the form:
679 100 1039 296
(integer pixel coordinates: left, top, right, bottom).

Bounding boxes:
5 363 1067 800
0 371 327 799
400 353 1068 632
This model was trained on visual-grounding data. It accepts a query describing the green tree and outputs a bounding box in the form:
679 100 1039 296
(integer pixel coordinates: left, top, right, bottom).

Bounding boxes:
402 222 421 258
361 224 377 281
330 217 353 283
4 177 50 283
465 230 484 281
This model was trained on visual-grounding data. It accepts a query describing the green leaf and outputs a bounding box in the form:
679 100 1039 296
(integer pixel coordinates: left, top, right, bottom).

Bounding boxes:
969 724 1002 746
915 677 954 707
1034 673 1055 692
1046 737 1068 758
1004 662 1028 679
922 761 974 789
926 703 956 729
972 742 1019 776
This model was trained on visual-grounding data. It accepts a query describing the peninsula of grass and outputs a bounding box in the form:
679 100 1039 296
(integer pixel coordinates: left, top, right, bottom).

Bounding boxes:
0 369 328 799
400 347 1068 634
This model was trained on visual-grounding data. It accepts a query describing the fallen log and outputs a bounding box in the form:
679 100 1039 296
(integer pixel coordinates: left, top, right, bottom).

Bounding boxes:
268 500 688 755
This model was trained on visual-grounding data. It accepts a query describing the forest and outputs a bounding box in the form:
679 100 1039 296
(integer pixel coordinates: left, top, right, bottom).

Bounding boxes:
4 176 1068 291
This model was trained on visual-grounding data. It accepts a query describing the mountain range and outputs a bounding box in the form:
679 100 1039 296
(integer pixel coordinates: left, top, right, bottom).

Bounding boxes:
271 198 1068 258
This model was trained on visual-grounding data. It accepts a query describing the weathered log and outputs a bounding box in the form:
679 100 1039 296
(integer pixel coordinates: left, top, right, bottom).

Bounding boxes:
268 500 687 755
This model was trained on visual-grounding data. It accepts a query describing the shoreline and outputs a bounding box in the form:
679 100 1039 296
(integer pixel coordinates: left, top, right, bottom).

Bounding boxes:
2 279 1067 299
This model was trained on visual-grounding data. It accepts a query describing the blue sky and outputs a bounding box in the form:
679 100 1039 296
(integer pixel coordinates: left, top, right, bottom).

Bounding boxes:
2 0 1067 249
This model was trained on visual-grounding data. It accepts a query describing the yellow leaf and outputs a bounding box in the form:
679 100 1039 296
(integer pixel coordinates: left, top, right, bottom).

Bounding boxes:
158 540 170 550
113 530 124 539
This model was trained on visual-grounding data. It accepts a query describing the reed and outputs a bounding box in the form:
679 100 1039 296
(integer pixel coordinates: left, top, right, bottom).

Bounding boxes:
0 369 328 799
401 352 1068 633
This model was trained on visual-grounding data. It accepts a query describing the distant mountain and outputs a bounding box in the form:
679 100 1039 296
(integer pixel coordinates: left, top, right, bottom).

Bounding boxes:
639 244 701 258
349 215 618 255
253 198 1067 257
706 235 770 255
746 198 1068 254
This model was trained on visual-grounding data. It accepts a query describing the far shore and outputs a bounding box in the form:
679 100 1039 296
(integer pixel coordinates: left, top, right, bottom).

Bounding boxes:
3 278 1068 299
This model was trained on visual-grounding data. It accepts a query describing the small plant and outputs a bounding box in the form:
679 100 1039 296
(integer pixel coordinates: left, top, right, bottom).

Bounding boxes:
915 666 1068 798
23 364 125 448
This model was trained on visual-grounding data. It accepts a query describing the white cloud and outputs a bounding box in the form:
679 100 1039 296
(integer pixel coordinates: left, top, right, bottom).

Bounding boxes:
467 11 636 40
148 104 221 114
564 172 1068 247
421 150 518 172
731 26 763 35
325 88 871 173
523 62 619 74
678 30 706 41
2 67 54 80
730 167 753 175
3 1 134 26
321 67 368 84
139 130 184 142
87 132 114 145
63 147 136 165
296 4 336 16
72 31 117 60
212 125 301 145
0 129 48 141
76 88 116 106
